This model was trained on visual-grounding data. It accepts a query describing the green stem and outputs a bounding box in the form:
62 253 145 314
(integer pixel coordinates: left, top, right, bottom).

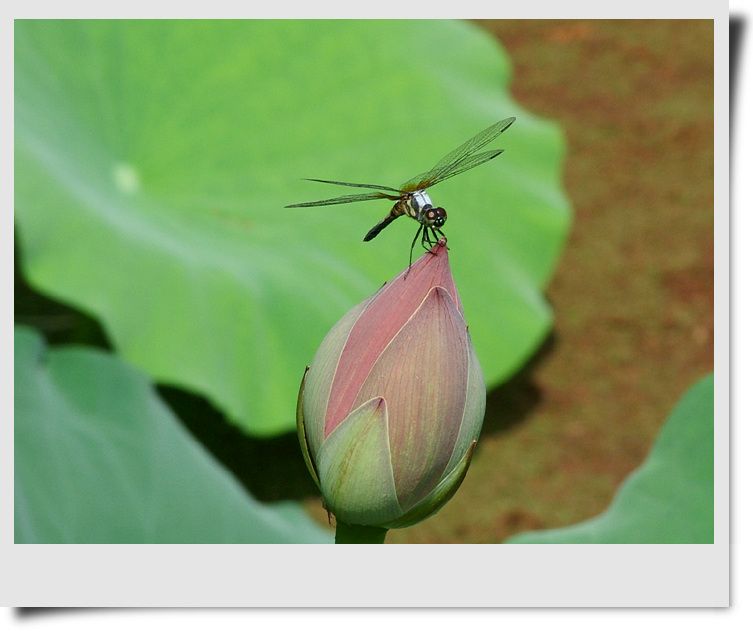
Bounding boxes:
335 521 388 544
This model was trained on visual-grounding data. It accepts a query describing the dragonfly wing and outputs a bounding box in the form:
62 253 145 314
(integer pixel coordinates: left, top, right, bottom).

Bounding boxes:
303 178 402 193
400 117 515 191
426 149 505 184
399 150 504 193
285 190 398 208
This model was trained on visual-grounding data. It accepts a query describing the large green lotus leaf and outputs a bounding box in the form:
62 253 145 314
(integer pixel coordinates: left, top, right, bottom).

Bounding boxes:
14 20 570 435
506 374 714 544
14 326 333 543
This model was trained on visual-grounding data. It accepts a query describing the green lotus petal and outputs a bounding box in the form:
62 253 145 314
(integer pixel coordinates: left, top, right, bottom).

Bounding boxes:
384 441 478 530
15 20 570 437
317 396 401 527
296 366 320 489
14 326 332 543
302 294 375 456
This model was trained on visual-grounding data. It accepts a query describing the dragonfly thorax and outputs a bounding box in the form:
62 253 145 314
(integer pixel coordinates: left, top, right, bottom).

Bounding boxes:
408 190 433 212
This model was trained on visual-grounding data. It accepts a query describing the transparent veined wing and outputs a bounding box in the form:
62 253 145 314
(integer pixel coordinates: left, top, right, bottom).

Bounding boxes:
300 178 402 193
403 149 505 192
400 117 516 191
285 179 401 208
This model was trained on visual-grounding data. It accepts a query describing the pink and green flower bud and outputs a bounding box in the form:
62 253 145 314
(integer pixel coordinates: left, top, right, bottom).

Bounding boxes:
297 240 486 530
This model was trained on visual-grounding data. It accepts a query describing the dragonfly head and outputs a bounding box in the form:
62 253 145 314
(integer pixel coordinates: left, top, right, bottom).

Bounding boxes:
409 191 446 228
423 206 447 229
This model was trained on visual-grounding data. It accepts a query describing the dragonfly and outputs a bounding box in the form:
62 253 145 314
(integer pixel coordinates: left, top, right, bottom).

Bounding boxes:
285 117 516 266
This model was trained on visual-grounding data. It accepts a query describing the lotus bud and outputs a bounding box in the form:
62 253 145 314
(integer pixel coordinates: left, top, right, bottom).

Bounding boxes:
297 239 486 531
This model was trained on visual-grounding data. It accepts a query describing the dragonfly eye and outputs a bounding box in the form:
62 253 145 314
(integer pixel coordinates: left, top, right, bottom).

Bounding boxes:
430 207 447 228
423 207 447 227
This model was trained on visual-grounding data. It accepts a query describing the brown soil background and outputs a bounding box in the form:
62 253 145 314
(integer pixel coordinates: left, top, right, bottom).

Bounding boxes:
379 19 715 543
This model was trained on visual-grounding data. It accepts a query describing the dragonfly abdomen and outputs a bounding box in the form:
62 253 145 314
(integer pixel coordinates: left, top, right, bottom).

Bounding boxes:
363 199 408 241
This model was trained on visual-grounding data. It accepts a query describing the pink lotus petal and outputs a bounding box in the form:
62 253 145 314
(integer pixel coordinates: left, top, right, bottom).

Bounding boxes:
354 286 470 507
324 243 460 437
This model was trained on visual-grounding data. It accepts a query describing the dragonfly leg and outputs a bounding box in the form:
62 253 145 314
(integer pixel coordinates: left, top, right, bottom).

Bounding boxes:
407 225 446 277
408 224 423 270
431 228 449 250
421 226 444 250
426 227 447 250
420 226 434 251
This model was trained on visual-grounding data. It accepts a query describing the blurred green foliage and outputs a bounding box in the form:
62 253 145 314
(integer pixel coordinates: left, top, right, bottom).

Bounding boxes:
15 20 570 437
14 326 332 543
